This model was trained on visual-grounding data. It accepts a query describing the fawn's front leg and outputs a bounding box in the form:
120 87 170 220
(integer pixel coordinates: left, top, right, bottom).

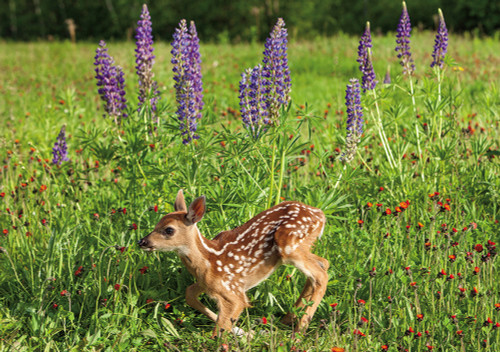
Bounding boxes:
185 283 218 322
212 294 247 338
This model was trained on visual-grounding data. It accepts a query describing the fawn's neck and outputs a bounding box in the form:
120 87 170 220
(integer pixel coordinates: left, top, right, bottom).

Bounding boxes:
177 226 215 281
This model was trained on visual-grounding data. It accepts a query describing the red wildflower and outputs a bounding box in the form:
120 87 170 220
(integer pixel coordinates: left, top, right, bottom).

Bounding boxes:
60 289 69 296
353 329 365 336
262 317 268 325
74 266 83 277
139 266 148 274
474 244 483 252
165 303 171 309
330 303 338 309
146 299 154 304
385 208 392 215
114 284 121 290
416 314 424 321
357 299 366 305
381 346 388 351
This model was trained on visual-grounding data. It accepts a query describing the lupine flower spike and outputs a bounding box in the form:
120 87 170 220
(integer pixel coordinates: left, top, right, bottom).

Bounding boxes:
262 18 291 123
135 4 160 119
431 9 448 69
239 65 268 136
52 126 69 165
395 1 415 75
94 40 128 124
383 65 391 84
171 19 204 144
357 22 377 92
341 79 363 162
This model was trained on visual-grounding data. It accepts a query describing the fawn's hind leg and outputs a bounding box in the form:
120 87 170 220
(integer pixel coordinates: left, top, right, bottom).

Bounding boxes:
281 253 329 329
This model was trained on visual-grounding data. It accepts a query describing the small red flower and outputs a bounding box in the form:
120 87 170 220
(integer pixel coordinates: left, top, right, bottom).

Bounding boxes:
52 303 59 309
74 266 83 277
262 317 268 325
164 303 171 309
146 299 154 304
330 303 338 308
60 289 69 296
2 229 7 235
153 205 158 212
353 329 365 336
417 314 424 321
114 284 121 290
39 184 47 193
474 244 483 252
381 346 388 351
139 266 148 274
456 330 463 336
357 299 366 305
385 208 392 215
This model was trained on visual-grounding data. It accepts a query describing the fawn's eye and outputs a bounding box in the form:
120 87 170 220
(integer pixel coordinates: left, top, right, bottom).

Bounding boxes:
163 227 174 236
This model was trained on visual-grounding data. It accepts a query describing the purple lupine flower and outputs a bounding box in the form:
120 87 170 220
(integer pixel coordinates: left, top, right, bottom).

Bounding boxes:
383 66 391 84
261 18 291 123
135 4 160 117
395 1 415 75
239 64 268 136
52 126 69 165
94 40 128 124
171 19 204 144
357 22 377 92
431 9 448 69
341 79 363 162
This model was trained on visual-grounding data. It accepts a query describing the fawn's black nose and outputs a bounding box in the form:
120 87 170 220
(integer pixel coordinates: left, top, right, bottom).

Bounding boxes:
137 238 147 247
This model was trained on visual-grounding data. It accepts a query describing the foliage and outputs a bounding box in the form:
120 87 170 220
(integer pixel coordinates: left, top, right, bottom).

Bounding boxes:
0 22 499 352
1 0 500 41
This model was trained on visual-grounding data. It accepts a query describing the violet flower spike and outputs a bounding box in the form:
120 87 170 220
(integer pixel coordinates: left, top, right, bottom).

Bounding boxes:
135 4 160 117
395 1 415 75
261 18 291 123
431 9 448 69
239 65 268 136
171 19 203 144
341 79 363 163
94 40 128 124
357 22 377 92
52 126 69 165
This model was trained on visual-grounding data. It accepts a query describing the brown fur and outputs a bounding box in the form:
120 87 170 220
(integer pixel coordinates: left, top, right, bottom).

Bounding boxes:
138 190 329 337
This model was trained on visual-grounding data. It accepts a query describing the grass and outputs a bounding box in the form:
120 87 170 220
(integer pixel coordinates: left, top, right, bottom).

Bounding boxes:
0 30 499 352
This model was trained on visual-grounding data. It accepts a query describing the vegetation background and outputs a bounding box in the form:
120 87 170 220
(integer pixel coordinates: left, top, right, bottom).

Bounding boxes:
1 0 500 42
0 1 499 351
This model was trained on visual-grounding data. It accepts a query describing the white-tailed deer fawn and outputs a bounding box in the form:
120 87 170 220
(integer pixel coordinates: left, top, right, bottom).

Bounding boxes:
138 190 329 337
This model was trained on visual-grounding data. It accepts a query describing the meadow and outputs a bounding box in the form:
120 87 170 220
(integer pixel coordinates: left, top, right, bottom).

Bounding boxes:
0 25 499 352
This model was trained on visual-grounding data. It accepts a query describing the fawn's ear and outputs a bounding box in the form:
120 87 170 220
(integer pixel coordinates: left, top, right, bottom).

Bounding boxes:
186 196 206 224
174 189 187 212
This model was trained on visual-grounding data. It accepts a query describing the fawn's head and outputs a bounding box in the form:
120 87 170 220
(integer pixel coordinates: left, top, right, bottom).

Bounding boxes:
137 190 205 254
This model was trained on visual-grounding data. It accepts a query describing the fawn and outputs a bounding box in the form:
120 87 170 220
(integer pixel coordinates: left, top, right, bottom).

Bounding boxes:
138 190 329 337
